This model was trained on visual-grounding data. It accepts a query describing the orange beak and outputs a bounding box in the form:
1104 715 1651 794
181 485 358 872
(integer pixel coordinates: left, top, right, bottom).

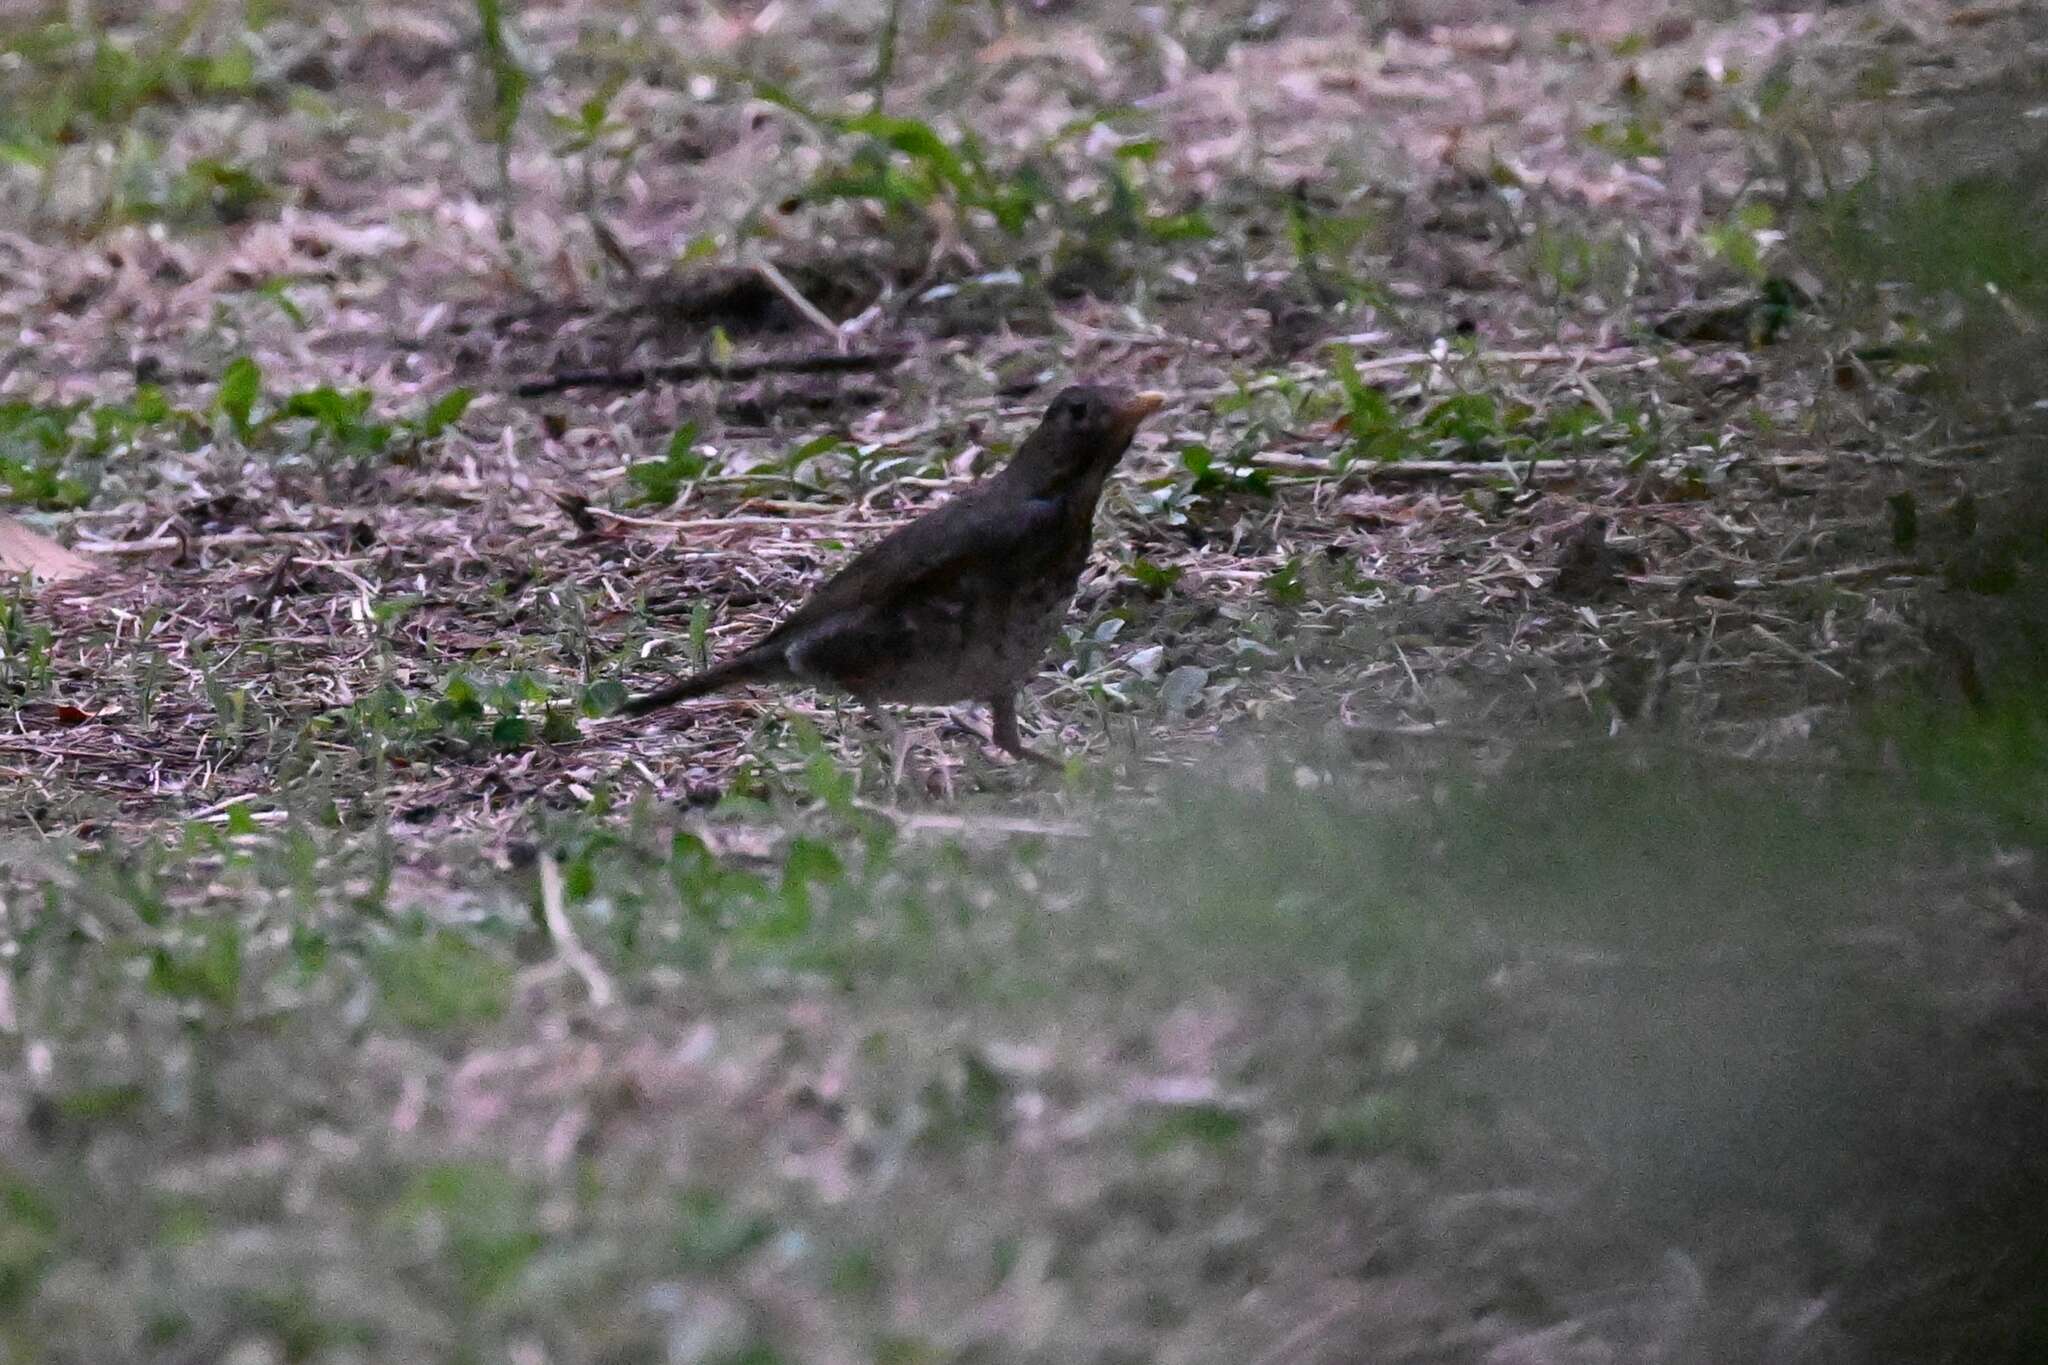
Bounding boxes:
1111 390 1168 446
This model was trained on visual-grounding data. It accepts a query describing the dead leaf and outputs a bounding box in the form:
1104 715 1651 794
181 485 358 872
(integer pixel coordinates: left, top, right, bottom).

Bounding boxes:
1339 492 1425 526
0 515 94 583
1433 24 1519 61
1949 3 2020 27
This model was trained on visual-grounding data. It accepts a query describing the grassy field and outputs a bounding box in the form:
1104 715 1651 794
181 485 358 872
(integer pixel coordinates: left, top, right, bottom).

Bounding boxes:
2 1 2045 1361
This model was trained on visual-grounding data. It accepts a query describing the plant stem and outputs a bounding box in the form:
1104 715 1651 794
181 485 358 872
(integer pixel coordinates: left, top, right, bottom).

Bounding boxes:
474 0 529 247
871 0 904 114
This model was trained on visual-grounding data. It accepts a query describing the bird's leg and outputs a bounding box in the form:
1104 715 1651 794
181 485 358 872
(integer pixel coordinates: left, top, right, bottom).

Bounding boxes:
860 698 913 789
989 694 1063 769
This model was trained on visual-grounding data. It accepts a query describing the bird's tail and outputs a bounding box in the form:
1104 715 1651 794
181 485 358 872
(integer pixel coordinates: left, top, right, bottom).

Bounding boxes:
615 649 783 717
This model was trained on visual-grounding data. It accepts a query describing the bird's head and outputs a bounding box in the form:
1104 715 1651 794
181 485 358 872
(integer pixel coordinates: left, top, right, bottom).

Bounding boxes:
1004 384 1166 494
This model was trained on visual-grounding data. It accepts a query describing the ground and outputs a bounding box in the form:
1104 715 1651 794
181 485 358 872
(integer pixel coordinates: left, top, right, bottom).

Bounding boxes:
0 1 2045 1363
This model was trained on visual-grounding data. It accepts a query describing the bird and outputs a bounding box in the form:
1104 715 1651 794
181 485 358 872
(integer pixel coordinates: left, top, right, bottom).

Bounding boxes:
617 383 1167 776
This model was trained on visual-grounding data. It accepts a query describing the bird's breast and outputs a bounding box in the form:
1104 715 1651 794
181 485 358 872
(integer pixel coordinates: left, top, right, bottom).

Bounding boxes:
863 564 1083 703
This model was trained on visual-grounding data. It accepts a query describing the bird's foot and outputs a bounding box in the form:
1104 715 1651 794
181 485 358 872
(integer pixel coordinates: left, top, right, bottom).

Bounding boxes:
941 709 1055 770
986 697 1068 773
859 699 929 799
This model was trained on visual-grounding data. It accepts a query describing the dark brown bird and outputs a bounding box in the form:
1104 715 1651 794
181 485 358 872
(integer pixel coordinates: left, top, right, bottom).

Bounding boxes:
618 384 1166 772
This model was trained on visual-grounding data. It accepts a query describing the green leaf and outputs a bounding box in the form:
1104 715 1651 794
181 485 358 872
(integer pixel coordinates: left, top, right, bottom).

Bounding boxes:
473 0 529 146
147 927 242 1009
0 455 90 509
490 714 530 749
840 113 973 190
1329 344 1367 404
582 679 628 715
217 356 262 434
1125 557 1183 593
1420 393 1502 453
1582 117 1664 159
1146 210 1214 242
624 423 709 505
802 747 856 811
371 595 422 624
663 421 697 463
745 75 825 127
279 385 366 427
440 675 485 723
674 1188 773 1271
0 401 78 453
788 433 847 463
624 463 678 506
1178 441 1270 496
540 707 580 744
416 387 473 438
1263 558 1307 607
1331 345 1409 465
1309 1094 1432 1161
178 158 270 222
46 1084 145 1126
398 1162 541 1303
1138 1104 1245 1155
0 1170 58 1310
782 837 844 890
830 1248 886 1300
688 601 711 667
255 278 305 326
373 932 512 1031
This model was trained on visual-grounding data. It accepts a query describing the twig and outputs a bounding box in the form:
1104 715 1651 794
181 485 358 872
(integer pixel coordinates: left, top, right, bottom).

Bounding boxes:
882 810 1091 839
1179 345 1657 402
1765 560 1930 588
513 345 908 397
1632 560 1929 592
1256 452 1631 482
187 793 285 823
539 854 615 1010
75 530 307 555
1750 624 1848 681
1250 1293 1366 1365
589 216 642 283
1392 641 1427 706
1317 342 1652 374
751 252 850 352
584 506 908 534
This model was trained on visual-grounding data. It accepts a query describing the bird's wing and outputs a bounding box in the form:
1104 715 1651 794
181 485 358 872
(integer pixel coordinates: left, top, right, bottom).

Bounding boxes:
756 486 1066 656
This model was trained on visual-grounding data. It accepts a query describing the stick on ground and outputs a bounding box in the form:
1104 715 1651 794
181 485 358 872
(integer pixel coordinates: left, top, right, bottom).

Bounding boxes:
513 346 910 397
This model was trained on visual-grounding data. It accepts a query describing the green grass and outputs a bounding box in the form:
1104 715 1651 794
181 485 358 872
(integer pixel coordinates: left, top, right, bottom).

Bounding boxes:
4 728 2020 1360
